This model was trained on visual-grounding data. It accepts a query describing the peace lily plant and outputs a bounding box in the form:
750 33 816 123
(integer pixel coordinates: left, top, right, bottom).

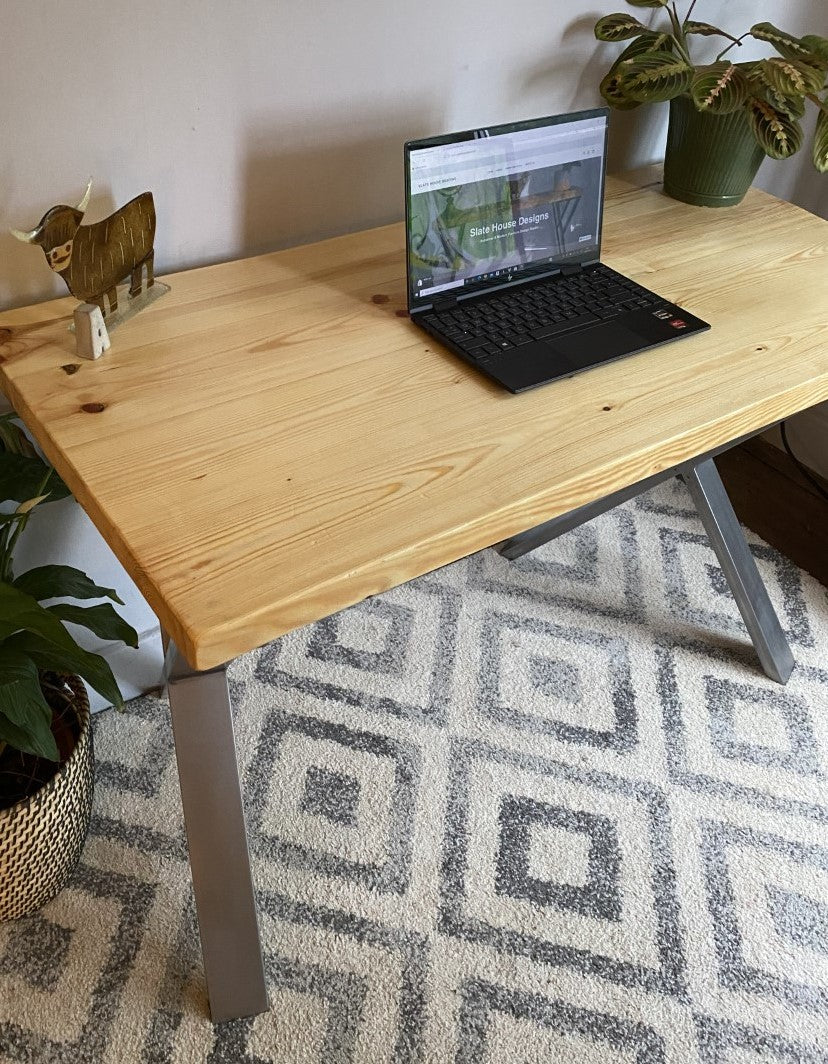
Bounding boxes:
594 0 828 172
0 413 137 800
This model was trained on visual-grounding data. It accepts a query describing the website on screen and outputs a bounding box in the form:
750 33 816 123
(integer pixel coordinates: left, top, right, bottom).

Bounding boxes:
408 117 606 301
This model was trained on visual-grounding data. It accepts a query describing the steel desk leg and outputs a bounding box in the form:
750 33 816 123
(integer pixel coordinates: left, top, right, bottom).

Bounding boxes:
164 643 268 1022
681 458 795 684
495 444 795 686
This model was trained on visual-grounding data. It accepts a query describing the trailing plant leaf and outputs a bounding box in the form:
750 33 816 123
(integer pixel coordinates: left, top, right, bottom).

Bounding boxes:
747 96 803 159
813 105 828 172
624 0 668 6
758 57 824 98
750 23 812 63
0 650 58 760
0 453 70 506
618 50 693 102
46 603 139 649
690 63 748 114
13 565 124 605
595 13 649 42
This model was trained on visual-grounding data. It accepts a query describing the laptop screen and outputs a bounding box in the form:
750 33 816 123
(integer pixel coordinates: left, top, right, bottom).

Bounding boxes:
405 109 609 308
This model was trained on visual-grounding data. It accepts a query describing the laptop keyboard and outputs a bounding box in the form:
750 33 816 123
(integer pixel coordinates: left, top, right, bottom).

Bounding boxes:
419 263 665 363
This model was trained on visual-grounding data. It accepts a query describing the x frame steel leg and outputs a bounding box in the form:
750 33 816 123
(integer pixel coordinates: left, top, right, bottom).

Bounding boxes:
681 458 794 684
495 451 794 684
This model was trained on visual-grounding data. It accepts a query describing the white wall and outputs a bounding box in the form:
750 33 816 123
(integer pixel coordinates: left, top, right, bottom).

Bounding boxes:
1 0 826 657
3 0 824 308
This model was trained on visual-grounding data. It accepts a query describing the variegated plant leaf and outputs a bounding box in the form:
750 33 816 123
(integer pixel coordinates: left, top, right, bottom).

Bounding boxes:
599 33 672 109
757 57 824 98
595 13 649 42
766 88 806 120
618 49 693 103
600 67 644 109
690 63 748 114
685 21 733 40
813 103 828 172
747 96 803 159
750 23 812 63
615 31 674 62
800 35 828 69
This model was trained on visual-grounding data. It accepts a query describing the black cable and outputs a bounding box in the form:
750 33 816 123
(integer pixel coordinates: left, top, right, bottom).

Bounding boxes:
780 420 828 503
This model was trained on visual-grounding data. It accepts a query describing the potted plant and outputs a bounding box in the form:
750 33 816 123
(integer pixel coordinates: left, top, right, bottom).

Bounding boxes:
594 1 828 206
0 413 138 920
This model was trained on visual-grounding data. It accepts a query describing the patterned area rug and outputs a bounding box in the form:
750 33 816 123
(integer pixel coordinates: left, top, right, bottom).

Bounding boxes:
1 479 828 1063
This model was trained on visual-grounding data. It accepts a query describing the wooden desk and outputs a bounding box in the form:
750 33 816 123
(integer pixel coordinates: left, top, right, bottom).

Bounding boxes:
2 171 827 1021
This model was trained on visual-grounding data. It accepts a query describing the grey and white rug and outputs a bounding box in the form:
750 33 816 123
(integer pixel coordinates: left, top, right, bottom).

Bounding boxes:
1 479 828 1063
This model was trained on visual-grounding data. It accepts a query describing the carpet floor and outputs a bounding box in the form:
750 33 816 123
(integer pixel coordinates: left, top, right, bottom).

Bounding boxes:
1 479 827 1063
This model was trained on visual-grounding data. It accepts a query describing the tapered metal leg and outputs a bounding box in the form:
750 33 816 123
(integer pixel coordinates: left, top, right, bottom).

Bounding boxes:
682 459 795 684
165 643 268 1022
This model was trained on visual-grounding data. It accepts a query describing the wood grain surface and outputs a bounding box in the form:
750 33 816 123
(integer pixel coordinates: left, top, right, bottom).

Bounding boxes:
1 171 826 670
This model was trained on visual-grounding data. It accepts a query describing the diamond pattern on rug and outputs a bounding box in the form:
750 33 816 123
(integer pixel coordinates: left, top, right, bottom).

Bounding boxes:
657 642 828 818
439 737 686 997
245 710 420 896
495 796 623 921
659 527 815 649
700 820 828 1012
457 979 669 1064
255 578 461 725
1 478 827 1063
476 609 637 750
0 915 73 992
469 507 646 623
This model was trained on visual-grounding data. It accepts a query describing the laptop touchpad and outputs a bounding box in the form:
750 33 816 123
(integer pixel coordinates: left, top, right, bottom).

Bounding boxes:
548 323 646 370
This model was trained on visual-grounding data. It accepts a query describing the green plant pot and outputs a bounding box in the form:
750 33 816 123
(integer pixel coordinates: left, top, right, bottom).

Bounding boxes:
663 95 766 207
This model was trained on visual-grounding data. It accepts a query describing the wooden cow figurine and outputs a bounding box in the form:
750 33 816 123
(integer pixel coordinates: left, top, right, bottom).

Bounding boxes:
11 181 155 317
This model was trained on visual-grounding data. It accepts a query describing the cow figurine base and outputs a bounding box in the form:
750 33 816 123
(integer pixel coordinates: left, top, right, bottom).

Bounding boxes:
69 279 170 343
73 304 110 360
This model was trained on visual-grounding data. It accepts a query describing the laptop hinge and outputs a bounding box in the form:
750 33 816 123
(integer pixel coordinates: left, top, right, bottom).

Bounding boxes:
560 263 583 276
431 295 458 313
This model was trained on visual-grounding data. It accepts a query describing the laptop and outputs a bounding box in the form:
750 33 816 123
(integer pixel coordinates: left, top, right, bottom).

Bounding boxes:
404 108 710 393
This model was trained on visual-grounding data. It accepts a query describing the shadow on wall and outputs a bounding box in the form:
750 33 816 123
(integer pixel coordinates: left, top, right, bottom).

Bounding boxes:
242 106 440 258
1 185 119 311
522 14 671 173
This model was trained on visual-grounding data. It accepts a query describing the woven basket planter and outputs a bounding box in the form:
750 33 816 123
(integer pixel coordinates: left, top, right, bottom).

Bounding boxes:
0 676 94 921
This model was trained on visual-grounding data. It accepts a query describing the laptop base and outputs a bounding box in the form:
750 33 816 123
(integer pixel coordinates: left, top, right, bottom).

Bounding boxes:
415 265 709 393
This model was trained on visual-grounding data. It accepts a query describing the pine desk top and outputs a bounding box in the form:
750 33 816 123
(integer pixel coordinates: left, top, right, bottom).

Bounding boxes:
2 171 827 670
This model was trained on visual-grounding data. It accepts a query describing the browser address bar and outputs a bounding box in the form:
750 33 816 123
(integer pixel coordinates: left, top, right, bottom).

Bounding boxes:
410 143 601 195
